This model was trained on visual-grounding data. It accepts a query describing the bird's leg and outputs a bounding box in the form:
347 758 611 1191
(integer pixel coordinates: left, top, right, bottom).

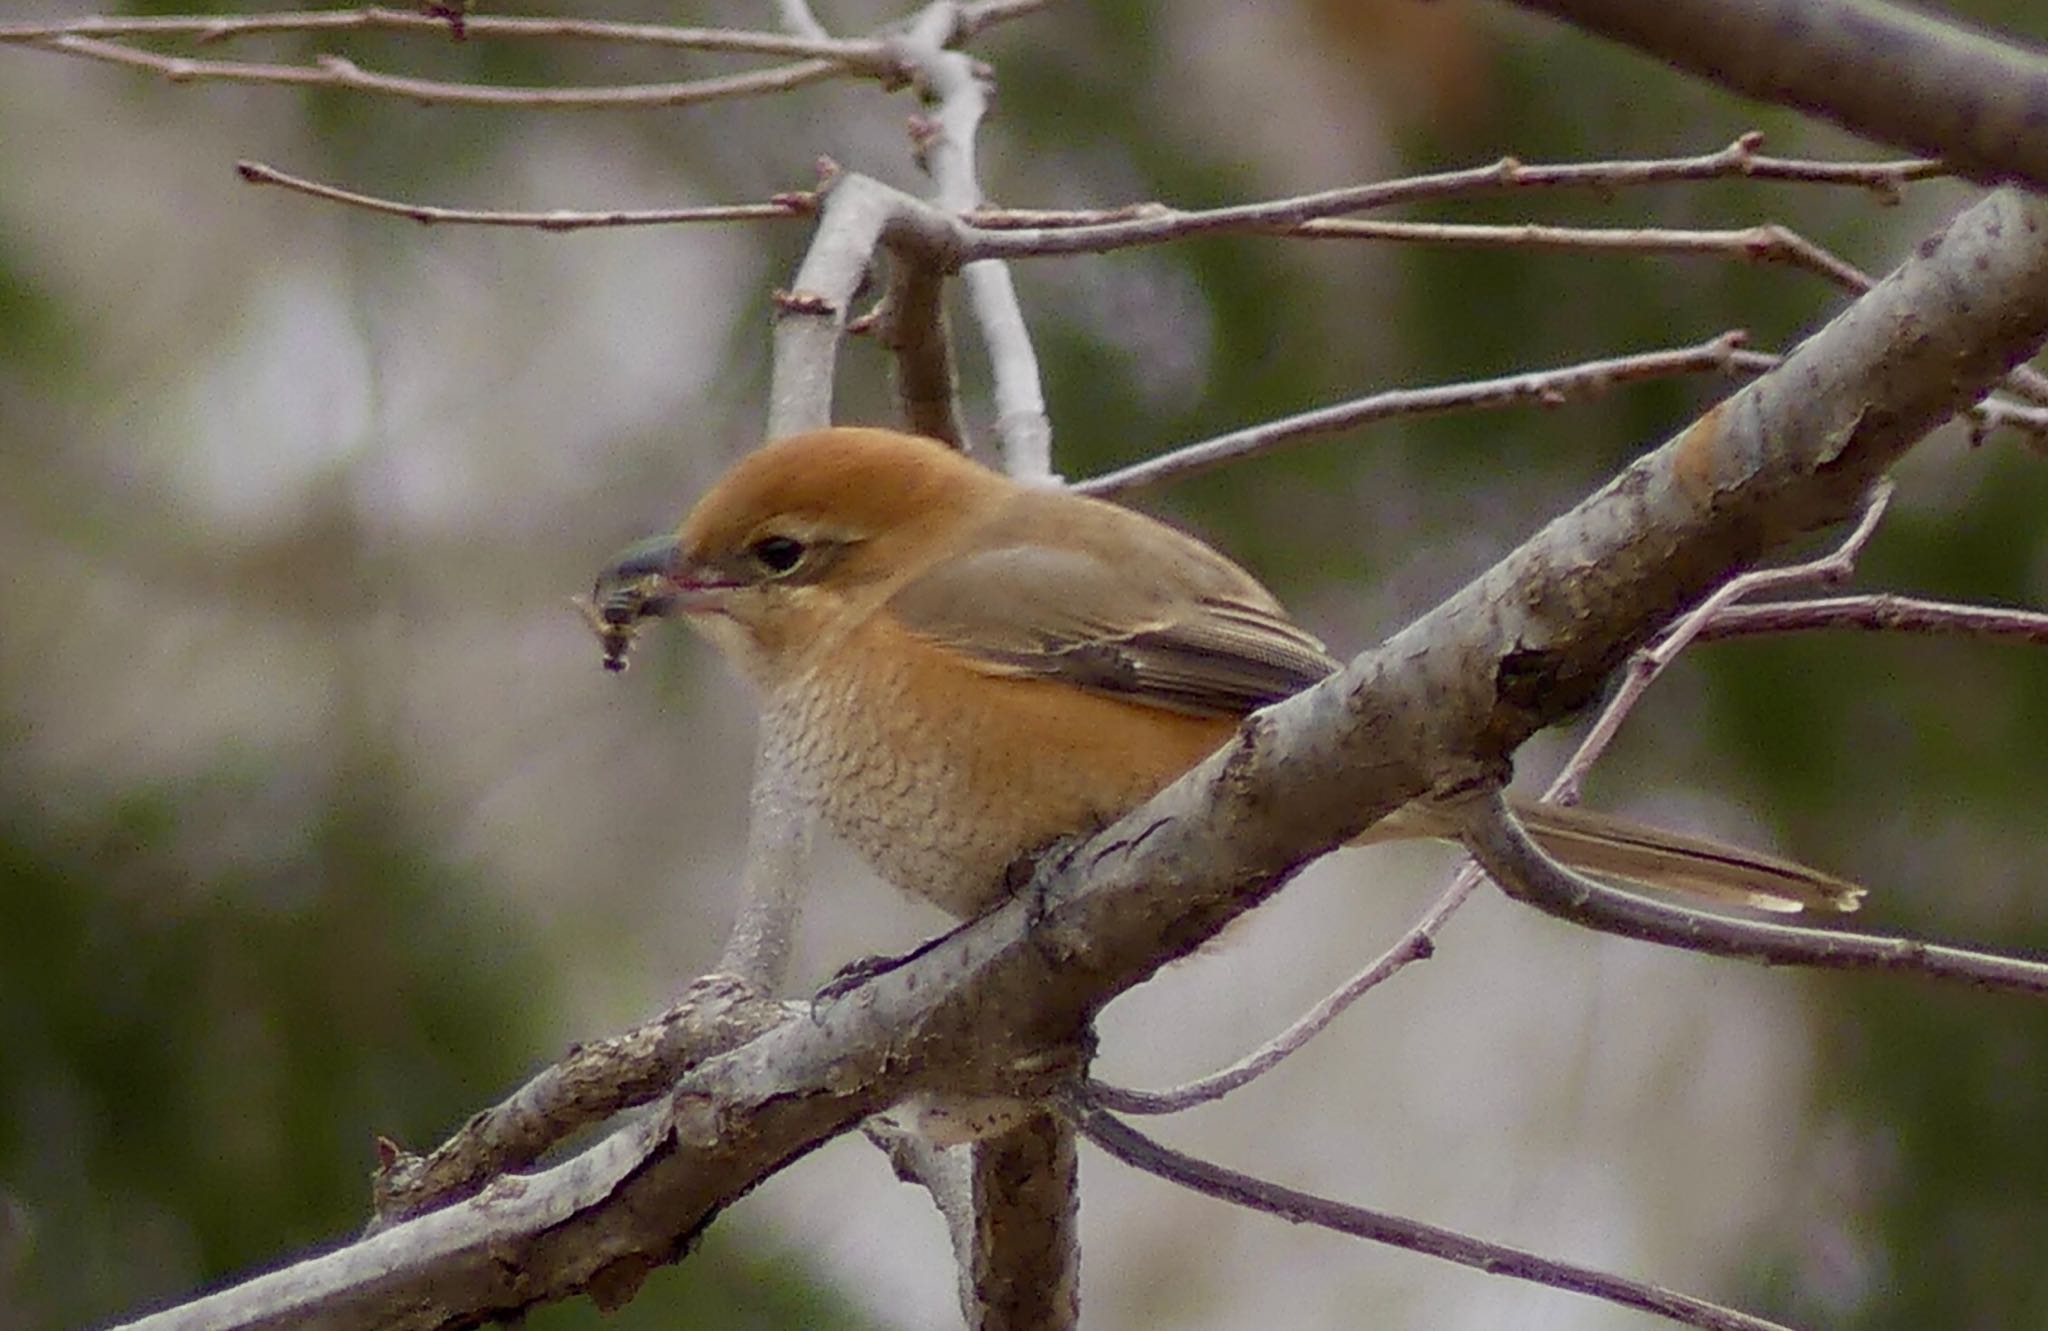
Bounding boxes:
809 838 1094 1016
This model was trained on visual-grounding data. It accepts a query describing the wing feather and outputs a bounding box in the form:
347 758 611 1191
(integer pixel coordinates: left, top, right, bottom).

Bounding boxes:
883 493 1339 717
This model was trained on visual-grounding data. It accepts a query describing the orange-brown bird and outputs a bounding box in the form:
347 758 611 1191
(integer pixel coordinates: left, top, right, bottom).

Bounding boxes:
592 426 1863 920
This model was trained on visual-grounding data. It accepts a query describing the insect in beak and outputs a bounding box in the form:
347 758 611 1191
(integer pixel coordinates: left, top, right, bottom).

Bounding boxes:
577 535 682 673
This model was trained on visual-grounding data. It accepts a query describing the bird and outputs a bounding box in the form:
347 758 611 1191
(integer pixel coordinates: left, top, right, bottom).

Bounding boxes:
590 425 1864 921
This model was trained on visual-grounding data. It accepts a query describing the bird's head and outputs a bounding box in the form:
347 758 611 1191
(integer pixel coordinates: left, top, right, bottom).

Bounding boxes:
589 428 1008 682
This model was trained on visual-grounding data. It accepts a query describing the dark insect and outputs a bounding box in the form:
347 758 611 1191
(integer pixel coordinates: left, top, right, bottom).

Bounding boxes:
578 536 679 673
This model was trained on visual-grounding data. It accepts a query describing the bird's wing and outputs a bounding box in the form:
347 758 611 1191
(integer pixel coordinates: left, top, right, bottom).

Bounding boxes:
883 495 1340 718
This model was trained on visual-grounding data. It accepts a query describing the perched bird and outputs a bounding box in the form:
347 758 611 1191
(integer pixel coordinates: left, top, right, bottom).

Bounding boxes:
593 426 1863 920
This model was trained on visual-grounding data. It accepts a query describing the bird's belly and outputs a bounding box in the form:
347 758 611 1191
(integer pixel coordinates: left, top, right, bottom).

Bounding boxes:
765 626 1235 917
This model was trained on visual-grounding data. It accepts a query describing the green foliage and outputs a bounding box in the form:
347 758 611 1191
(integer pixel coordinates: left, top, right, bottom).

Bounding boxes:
0 246 75 377
0 764 547 1325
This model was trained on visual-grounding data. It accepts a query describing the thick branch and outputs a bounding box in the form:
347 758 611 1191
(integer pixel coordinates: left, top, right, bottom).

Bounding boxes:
369 975 788 1228
873 1111 1081 1331
1502 0 2048 190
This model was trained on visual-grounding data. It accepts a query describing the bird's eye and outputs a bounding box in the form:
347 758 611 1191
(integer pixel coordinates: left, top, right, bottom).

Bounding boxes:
749 533 807 575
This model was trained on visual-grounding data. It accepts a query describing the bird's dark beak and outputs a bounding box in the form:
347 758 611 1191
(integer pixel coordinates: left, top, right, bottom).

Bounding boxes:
579 534 683 673
594 534 683 620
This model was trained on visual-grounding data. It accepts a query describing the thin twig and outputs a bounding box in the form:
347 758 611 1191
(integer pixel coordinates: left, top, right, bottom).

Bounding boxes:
1452 786 2048 997
1694 592 2048 647
1086 863 1484 1114
0 1 1050 56
235 159 812 228
36 33 852 108
1552 481 1893 805
0 10 886 57
1075 332 1754 496
1287 218 1873 288
1073 1104 1796 1331
1079 339 2048 503
959 133 1946 260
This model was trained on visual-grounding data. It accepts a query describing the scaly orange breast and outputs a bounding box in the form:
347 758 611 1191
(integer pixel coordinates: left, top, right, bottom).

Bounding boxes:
761 612 1236 917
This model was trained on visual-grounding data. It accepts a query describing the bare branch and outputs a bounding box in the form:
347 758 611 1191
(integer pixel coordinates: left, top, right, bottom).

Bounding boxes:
1505 0 2048 190
228 150 2048 442
959 133 1946 259
1552 481 1894 805
893 1 1053 477
1695 592 2048 647
871 250 969 446
766 170 955 438
715 747 823 990
1452 786 2048 997
1075 332 1755 497
235 159 812 229
30 33 857 109
1073 1105 1795 1331
369 975 789 1229
771 0 833 44
1087 864 1484 1114
0 10 890 60
1287 217 1874 288
872 1111 1081 1331
1077 340 2047 499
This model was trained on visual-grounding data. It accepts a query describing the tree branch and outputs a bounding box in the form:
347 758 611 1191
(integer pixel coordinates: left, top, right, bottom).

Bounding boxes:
5 1 1050 111
1073 1105 1793 1331
893 1 1053 476
1501 0 2048 190
956 134 1945 259
368 975 789 1230
1695 592 2048 647
1076 333 1757 496
0 10 894 58
29 34 856 110
233 159 812 229
1551 480 1893 804
1452 785 2048 997
870 238 970 447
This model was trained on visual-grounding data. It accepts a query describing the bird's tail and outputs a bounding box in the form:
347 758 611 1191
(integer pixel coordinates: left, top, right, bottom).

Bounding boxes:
1364 798 1865 914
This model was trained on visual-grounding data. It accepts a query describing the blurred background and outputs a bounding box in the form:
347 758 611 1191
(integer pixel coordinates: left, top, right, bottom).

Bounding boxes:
4 1 2047 1328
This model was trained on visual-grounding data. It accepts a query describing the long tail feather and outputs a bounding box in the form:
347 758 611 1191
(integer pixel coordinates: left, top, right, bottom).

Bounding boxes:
1362 800 1865 914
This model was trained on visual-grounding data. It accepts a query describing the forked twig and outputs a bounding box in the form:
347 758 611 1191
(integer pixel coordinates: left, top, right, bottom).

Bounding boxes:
1554 480 1894 804
1073 1103 1796 1331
